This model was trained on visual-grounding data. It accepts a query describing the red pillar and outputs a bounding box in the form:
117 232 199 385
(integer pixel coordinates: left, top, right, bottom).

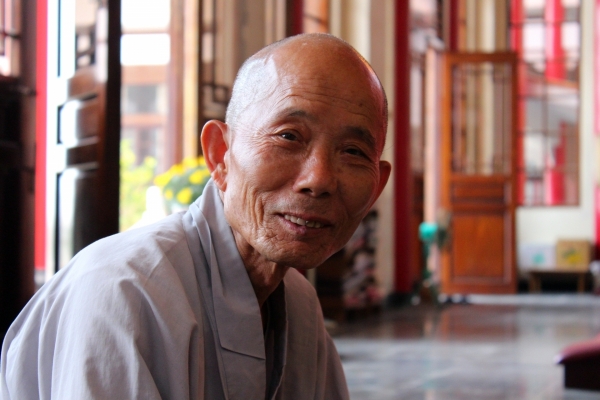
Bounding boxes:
393 0 413 294
34 0 48 273
597 0 600 134
448 0 459 51
288 0 304 36
544 124 566 205
595 0 600 257
511 0 526 205
545 0 566 80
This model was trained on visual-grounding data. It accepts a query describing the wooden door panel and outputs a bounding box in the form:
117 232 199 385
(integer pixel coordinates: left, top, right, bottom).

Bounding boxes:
452 181 505 201
65 144 98 165
67 67 97 96
451 213 507 279
440 52 518 294
59 99 101 143
75 99 101 138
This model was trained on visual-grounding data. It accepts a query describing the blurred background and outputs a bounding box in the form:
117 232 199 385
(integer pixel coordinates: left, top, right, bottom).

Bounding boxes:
1 0 599 398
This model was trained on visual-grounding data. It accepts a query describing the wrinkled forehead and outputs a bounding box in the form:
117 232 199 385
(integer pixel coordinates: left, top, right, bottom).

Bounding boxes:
261 45 386 141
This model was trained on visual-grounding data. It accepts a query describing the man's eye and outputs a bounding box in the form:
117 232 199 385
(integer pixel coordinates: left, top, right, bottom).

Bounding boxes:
280 132 298 141
345 147 366 157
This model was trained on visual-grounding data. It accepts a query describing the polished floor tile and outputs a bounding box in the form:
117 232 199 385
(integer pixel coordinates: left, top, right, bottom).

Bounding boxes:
333 295 600 400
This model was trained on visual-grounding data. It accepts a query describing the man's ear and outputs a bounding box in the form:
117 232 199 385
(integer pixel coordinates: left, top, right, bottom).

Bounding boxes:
374 160 392 202
201 120 229 191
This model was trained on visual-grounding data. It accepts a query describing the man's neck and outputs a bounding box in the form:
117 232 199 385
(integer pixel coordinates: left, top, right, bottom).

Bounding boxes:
246 260 289 308
232 231 289 308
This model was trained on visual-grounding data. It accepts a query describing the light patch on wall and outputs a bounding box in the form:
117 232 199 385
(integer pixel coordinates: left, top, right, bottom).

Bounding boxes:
121 34 170 65
121 0 170 30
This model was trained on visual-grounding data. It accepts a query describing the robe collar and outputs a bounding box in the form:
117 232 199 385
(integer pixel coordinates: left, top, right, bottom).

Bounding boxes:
183 180 288 400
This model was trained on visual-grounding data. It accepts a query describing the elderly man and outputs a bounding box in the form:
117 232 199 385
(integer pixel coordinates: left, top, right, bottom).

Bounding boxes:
1 33 391 399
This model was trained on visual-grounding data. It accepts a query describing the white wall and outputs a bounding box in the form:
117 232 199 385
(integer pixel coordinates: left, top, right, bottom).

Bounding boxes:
332 0 371 56
331 0 396 297
516 0 595 249
370 0 396 297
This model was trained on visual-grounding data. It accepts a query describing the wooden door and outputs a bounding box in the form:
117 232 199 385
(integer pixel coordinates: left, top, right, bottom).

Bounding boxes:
440 52 518 295
47 0 121 273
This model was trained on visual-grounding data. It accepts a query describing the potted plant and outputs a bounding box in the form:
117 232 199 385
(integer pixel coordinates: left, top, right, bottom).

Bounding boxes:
154 156 211 213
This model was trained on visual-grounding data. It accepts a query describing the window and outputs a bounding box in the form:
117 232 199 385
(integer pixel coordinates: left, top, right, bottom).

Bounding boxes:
511 0 580 205
0 0 20 77
410 0 441 173
119 0 172 231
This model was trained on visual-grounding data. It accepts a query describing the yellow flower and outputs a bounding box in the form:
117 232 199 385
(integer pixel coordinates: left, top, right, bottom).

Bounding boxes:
189 168 210 184
169 164 184 176
183 157 197 169
197 156 206 167
164 189 174 200
176 187 193 204
154 172 170 187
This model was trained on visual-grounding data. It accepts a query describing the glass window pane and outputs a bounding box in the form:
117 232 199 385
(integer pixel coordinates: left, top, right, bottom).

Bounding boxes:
546 92 578 131
512 0 580 206
523 22 545 52
524 0 545 18
562 21 579 51
451 62 513 175
121 34 170 65
524 133 545 173
562 0 580 22
525 99 545 131
410 64 424 172
122 0 170 30
0 0 21 77
123 85 159 114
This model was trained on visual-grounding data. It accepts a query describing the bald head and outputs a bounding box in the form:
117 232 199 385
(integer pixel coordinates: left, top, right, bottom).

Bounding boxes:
225 33 388 152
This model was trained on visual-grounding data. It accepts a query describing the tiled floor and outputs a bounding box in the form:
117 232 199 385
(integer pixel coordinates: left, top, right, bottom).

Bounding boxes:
333 295 600 400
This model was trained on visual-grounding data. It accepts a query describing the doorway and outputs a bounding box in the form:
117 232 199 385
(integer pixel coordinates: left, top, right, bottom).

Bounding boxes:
439 52 519 294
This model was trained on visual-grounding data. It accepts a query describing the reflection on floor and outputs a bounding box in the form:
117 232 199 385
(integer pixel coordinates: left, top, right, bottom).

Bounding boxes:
333 295 600 400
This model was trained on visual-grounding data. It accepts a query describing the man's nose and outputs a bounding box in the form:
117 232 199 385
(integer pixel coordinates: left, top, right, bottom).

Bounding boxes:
293 151 337 198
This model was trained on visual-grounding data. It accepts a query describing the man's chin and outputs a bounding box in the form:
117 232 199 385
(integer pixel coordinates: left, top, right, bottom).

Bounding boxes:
271 253 331 271
260 241 338 270
291 264 319 271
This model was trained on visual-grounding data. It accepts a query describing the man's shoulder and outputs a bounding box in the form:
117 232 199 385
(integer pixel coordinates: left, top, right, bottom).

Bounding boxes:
30 212 193 313
4 212 198 345
71 212 189 276
87 212 187 258
1 215 203 400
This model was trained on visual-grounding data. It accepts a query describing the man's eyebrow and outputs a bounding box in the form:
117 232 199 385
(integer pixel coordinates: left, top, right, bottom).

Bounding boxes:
275 108 378 150
345 126 377 150
275 108 316 121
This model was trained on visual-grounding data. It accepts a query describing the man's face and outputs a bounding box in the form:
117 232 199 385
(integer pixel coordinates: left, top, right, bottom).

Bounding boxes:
219 49 390 270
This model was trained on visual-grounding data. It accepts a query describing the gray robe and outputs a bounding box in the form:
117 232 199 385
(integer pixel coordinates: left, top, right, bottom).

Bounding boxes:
1 181 349 400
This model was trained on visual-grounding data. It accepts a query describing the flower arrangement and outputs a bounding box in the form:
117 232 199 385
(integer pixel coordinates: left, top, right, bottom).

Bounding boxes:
154 156 212 213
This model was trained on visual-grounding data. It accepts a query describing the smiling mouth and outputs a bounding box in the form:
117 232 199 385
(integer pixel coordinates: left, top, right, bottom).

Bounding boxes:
284 214 324 228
